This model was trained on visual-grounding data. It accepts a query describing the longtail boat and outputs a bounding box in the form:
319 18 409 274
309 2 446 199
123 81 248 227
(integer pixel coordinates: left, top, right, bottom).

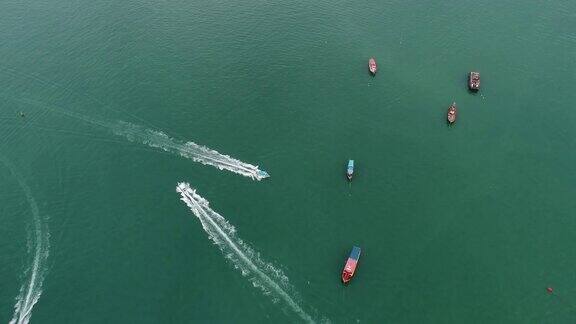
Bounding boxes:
342 246 361 284
346 160 354 181
368 58 377 75
447 102 457 124
468 72 480 91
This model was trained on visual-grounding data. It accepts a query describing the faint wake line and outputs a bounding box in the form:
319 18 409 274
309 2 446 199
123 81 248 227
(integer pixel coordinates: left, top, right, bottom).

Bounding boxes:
16 98 270 181
0 157 49 324
176 182 315 323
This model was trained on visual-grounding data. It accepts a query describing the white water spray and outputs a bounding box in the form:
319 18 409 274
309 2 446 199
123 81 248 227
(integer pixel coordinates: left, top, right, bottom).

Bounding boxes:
113 122 269 180
1 157 50 324
16 98 270 181
176 182 315 323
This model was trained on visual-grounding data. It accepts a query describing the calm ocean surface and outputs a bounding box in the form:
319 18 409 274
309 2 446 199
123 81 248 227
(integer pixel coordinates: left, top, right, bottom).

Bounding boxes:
1 0 576 322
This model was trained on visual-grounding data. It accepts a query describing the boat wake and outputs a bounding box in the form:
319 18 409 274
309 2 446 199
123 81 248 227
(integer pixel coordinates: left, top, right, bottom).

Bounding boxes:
3 69 269 180
176 182 315 323
0 157 50 324
14 98 269 181
113 122 269 180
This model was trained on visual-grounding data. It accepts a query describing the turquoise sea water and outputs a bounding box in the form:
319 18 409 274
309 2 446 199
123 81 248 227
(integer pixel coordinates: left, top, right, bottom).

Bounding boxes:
1 0 576 322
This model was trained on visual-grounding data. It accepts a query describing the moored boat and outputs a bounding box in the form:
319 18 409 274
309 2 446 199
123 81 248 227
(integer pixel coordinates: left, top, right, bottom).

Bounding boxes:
447 102 457 124
342 246 361 284
368 58 377 75
346 160 354 181
468 72 480 91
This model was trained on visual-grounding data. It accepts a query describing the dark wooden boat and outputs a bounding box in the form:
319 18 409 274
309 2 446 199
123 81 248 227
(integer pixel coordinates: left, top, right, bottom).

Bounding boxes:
447 102 457 124
468 72 480 91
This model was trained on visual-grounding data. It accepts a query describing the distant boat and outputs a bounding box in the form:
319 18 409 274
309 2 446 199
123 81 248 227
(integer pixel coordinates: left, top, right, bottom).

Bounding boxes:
346 160 354 181
447 102 457 124
342 246 361 284
368 58 377 75
468 72 480 91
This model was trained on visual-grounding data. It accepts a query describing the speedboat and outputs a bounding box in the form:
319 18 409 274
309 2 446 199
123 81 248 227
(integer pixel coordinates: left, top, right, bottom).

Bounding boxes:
257 170 270 179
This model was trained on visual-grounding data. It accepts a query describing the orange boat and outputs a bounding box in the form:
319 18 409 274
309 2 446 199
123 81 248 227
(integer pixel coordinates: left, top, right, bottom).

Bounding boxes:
447 102 457 124
368 58 377 75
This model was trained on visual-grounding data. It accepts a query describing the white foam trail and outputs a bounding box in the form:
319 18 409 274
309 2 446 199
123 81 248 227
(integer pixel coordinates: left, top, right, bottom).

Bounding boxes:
16 99 270 181
1 157 50 324
113 122 269 180
176 182 315 323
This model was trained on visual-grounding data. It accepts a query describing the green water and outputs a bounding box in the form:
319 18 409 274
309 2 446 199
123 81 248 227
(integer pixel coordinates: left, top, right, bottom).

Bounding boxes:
1 0 576 322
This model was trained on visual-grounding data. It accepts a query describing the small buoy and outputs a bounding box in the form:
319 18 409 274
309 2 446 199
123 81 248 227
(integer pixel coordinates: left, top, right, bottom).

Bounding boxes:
19 112 25 118
547 287 554 293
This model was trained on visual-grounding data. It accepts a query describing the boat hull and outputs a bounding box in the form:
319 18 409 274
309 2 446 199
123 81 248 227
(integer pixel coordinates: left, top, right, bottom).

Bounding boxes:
342 246 361 284
447 103 457 124
368 58 377 75
346 160 354 181
468 72 480 91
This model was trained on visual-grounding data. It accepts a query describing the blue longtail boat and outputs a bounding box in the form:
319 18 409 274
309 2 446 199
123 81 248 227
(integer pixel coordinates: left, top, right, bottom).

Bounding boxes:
346 160 354 181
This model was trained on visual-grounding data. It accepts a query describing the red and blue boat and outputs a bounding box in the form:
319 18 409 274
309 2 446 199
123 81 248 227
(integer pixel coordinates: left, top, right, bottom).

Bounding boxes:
341 246 361 284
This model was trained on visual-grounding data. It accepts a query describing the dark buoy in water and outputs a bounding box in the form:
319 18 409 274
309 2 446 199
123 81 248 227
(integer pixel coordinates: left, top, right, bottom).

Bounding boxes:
547 287 554 294
19 111 25 118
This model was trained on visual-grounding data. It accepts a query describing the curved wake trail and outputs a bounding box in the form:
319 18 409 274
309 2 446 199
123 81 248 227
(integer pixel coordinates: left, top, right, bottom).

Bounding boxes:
176 182 315 323
16 99 270 181
14 99 270 181
0 157 49 324
113 122 269 180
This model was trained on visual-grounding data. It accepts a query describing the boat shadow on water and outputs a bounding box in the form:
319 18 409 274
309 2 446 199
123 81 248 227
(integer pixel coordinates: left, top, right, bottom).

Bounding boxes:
467 88 480 95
